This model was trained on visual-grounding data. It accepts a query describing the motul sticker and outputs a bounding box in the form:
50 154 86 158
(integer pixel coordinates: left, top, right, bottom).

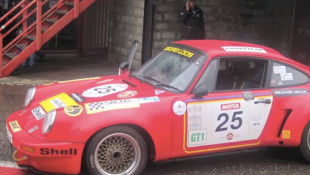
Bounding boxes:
221 103 240 110
82 84 128 98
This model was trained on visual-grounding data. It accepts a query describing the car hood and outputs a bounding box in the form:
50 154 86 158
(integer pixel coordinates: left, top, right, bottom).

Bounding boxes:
13 74 169 140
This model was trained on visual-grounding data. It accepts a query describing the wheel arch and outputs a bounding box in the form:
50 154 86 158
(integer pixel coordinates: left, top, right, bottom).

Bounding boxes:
82 124 156 164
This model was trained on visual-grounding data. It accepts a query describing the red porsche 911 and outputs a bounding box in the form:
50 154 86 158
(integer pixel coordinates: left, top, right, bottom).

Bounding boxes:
6 40 310 175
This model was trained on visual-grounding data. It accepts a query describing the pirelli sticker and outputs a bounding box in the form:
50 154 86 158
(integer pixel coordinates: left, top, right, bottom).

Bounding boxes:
164 46 194 58
85 99 140 114
9 120 21 132
40 93 78 112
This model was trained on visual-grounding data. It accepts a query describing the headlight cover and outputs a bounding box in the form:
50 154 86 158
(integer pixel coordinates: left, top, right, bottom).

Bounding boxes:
42 110 56 135
24 87 36 107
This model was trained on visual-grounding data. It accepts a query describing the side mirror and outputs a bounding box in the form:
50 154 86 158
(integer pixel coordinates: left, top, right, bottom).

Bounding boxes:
192 85 208 99
119 61 129 70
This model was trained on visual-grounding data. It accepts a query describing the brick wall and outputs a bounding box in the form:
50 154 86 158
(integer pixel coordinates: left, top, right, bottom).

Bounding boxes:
152 0 294 57
108 0 145 69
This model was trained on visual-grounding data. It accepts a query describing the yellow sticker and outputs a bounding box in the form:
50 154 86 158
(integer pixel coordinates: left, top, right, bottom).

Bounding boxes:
40 93 78 112
58 77 100 84
164 46 194 58
64 105 83 117
282 130 291 139
85 99 140 114
9 120 21 132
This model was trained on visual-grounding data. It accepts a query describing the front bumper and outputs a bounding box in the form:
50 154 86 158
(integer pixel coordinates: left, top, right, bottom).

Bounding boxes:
6 121 85 175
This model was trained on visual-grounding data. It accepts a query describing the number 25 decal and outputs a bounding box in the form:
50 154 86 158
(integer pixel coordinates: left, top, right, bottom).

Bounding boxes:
215 111 243 132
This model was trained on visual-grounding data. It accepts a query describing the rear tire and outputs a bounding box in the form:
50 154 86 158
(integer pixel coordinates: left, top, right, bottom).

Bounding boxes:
84 126 148 175
300 122 310 162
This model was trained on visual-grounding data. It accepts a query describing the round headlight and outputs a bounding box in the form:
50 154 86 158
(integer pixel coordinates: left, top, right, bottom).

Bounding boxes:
42 110 56 135
24 87 36 107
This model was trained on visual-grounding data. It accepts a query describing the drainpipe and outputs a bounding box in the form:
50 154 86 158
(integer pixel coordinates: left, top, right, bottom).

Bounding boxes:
141 0 155 64
288 0 296 57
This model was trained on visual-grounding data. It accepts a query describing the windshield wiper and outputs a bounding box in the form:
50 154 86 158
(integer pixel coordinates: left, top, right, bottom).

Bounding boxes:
142 76 161 84
155 83 182 93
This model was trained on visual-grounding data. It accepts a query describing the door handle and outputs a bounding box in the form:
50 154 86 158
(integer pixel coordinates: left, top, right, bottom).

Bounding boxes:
254 98 271 104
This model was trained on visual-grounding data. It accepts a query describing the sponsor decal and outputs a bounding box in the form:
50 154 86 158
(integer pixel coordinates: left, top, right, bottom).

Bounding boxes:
31 106 46 120
85 99 140 114
9 120 21 132
243 91 254 101
82 84 128 98
117 91 137 98
58 77 100 84
6 124 12 144
227 133 234 140
64 105 83 117
70 93 85 103
40 93 78 112
40 148 77 155
97 79 114 84
273 89 308 97
222 46 267 53
221 103 240 111
28 126 39 133
138 96 160 104
273 66 286 74
282 130 291 139
155 89 165 95
173 101 187 115
164 46 194 58
188 130 207 147
252 116 262 127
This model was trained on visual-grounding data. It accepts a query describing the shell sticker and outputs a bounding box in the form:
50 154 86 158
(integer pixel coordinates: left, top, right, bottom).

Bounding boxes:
173 101 187 115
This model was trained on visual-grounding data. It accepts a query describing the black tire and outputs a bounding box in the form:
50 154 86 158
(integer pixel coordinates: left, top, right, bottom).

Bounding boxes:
84 126 148 175
300 121 310 162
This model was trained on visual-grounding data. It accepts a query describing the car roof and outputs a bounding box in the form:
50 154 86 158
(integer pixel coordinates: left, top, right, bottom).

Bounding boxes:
174 40 310 74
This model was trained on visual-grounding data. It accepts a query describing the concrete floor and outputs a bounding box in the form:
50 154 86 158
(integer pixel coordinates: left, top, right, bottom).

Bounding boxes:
0 55 119 85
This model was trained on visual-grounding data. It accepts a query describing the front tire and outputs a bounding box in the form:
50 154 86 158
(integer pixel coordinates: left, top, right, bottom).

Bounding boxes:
84 126 148 175
300 122 310 162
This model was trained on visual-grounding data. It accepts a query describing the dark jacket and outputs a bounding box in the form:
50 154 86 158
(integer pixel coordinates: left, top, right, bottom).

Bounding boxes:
180 5 205 40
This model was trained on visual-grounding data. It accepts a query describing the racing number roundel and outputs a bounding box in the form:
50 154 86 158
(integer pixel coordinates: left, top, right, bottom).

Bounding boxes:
173 101 187 115
82 84 128 98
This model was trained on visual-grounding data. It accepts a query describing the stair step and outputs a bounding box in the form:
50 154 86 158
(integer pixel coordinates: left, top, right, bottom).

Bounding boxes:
16 44 27 50
46 18 57 23
65 2 74 6
26 35 36 41
5 53 17 59
56 10 68 15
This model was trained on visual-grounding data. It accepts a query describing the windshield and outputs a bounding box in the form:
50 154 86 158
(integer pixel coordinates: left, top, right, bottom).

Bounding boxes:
132 44 207 93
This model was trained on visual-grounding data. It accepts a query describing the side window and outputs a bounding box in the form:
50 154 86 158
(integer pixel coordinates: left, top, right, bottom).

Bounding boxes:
215 58 268 91
193 59 217 92
270 62 309 87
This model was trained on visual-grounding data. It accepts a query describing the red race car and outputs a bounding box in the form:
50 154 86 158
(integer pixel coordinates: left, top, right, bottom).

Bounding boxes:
6 40 310 175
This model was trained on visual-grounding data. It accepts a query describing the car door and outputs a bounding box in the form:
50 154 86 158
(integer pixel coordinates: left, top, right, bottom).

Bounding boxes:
171 57 273 157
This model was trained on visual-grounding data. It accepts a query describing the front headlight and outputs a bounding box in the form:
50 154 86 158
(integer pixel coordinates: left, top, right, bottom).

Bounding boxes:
42 110 56 135
24 87 36 107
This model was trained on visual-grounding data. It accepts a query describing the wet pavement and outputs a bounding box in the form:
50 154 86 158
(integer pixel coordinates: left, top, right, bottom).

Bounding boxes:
1 55 310 174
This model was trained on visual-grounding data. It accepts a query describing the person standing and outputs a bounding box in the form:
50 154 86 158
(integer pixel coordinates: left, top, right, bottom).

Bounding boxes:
180 0 205 40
